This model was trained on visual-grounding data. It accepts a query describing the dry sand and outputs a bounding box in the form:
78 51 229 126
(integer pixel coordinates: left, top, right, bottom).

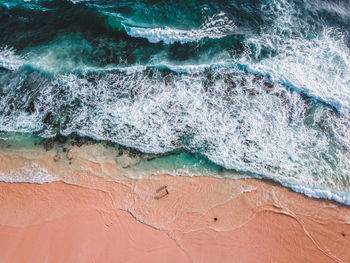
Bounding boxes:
0 144 349 262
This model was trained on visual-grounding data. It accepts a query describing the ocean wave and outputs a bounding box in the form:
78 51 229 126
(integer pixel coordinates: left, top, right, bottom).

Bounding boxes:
125 12 235 44
286 182 350 206
245 29 350 113
22 33 231 75
83 63 214 74
228 0 350 114
0 46 23 71
25 58 227 75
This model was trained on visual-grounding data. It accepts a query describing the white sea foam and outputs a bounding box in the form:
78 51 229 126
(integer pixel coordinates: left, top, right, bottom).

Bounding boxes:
0 46 23 71
0 163 59 184
125 12 235 44
285 182 350 206
245 29 350 112
85 64 209 74
242 0 350 113
113 62 227 74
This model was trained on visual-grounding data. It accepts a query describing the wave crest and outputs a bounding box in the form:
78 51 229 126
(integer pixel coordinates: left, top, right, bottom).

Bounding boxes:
125 12 235 44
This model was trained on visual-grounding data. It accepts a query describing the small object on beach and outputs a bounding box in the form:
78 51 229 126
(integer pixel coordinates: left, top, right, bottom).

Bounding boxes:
214 217 218 222
154 185 169 199
156 185 168 193
341 232 346 237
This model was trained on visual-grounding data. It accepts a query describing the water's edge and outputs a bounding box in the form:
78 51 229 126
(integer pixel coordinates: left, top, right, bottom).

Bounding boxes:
1 132 349 206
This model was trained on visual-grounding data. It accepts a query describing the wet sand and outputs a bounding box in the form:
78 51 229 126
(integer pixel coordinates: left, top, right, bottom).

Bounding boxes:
0 144 349 262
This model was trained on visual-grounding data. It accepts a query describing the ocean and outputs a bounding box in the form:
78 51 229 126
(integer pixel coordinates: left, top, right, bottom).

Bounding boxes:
0 0 350 204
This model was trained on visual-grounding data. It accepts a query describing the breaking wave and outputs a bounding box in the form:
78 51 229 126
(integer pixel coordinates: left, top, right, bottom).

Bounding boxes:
125 12 236 44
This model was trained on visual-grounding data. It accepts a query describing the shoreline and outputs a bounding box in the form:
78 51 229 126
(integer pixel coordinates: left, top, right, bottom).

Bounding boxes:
0 143 349 262
1 133 350 206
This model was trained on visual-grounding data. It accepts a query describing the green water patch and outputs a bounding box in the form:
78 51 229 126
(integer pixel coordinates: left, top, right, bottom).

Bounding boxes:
120 150 236 178
0 131 44 149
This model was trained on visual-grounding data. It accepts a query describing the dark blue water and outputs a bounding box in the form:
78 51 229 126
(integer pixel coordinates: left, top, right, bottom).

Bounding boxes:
0 0 350 204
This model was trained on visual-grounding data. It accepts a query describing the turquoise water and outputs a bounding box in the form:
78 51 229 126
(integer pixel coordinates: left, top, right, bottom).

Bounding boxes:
0 0 350 204
0 131 43 149
121 151 235 178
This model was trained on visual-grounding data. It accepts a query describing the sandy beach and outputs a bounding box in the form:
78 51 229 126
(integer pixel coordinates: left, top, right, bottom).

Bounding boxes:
0 144 349 263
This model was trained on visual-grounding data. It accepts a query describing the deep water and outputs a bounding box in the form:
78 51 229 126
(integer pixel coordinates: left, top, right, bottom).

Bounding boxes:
0 0 350 204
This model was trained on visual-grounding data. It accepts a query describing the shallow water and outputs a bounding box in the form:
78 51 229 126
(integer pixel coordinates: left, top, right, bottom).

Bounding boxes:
0 0 350 204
